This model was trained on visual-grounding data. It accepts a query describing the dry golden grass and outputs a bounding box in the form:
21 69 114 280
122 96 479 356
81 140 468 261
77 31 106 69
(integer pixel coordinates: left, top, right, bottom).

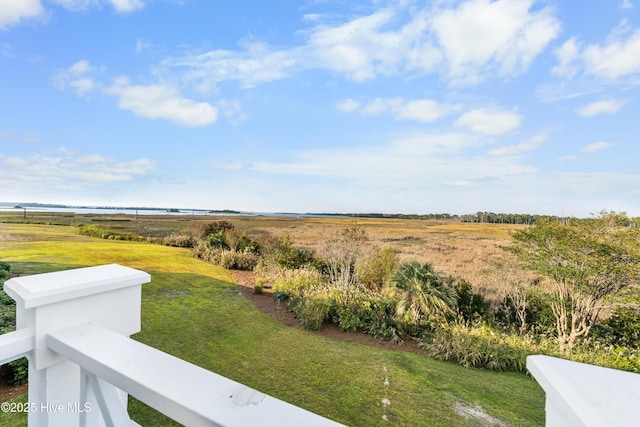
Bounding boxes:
1 212 527 302
222 216 526 302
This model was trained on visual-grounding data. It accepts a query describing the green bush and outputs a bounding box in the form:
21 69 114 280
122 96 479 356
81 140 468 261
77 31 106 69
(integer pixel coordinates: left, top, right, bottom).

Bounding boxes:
454 280 488 322
206 230 230 250
571 344 640 373
495 288 555 334
234 232 260 254
0 261 10 281
335 293 374 332
359 247 399 291
274 235 316 269
290 290 335 331
199 220 235 239
194 245 224 264
272 268 324 299
162 234 196 248
422 322 550 372
220 251 259 271
0 264 28 385
599 306 640 348
77 224 138 241
334 291 402 342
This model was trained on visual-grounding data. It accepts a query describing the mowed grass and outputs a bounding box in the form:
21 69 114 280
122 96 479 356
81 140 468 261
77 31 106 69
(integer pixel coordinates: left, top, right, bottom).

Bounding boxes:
0 224 545 426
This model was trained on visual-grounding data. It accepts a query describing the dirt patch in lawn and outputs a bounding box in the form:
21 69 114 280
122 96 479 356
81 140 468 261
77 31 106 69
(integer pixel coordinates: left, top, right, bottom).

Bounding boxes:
0 383 27 403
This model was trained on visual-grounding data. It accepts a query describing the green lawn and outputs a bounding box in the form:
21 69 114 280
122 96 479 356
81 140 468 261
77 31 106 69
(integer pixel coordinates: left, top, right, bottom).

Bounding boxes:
0 224 545 426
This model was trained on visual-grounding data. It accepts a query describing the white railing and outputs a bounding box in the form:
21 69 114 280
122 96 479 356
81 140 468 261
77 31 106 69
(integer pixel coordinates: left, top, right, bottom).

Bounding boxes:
1 264 343 426
527 355 640 426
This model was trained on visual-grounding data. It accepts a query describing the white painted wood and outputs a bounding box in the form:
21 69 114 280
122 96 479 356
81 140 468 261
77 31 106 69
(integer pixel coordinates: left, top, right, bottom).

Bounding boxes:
3 264 151 426
0 328 33 365
527 355 640 427
4 264 150 309
47 322 344 427
88 373 141 427
5 264 150 369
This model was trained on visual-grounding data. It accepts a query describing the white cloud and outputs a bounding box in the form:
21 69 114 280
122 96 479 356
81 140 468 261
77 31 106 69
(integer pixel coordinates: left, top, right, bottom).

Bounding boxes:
551 38 580 78
583 28 640 79
105 77 218 127
50 0 144 13
305 8 411 81
211 161 245 171
136 39 151 53
455 108 522 135
488 131 548 156
557 155 578 162
336 99 361 113
1 150 155 184
621 0 633 10
252 146 519 183
0 0 44 29
107 0 145 13
51 59 99 97
395 99 461 122
576 99 626 117
554 21 640 80
582 141 615 153
53 60 222 127
338 97 460 122
49 0 97 12
164 41 299 91
431 0 561 84
161 0 560 90
217 99 249 125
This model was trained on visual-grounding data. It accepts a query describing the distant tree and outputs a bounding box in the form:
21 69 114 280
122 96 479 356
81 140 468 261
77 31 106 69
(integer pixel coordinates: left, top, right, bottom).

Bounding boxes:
391 261 457 327
206 230 230 250
508 211 640 352
199 220 234 240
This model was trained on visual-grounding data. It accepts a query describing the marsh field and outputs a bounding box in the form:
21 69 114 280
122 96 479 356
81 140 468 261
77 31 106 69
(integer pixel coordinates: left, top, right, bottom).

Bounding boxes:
0 210 524 302
0 212 545 426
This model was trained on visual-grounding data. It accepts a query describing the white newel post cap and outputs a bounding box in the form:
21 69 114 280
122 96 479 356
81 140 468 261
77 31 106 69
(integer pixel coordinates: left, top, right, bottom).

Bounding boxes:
4 264 151 369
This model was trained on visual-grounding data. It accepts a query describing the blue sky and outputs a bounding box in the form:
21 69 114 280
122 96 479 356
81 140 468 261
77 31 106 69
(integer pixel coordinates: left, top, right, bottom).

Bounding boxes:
1 0 639 216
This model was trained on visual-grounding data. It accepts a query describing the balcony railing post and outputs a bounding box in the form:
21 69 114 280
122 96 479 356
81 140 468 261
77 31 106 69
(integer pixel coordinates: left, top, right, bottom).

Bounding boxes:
527 355 640 426
4 264 151 427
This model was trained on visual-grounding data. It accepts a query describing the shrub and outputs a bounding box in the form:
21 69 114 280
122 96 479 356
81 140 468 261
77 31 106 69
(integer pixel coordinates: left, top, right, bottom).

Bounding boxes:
274 235 316 269
454 280 488 322
162 234 197 248
599 306 640 348
421 322 550 372
206 230 230 250
333 291 402 342
272 268 324 299
234 232 260 254
77 224 138 241
290 289 335 331
495 288 554 334
335 293 374 332
0 261 10 281
359 247 399 291
0 265 28 385
571 344 640 373
199 220 234 239
220 251 259 271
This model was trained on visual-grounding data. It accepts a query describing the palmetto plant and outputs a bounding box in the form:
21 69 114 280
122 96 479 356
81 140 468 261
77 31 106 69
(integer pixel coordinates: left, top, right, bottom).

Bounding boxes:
391 261 457 327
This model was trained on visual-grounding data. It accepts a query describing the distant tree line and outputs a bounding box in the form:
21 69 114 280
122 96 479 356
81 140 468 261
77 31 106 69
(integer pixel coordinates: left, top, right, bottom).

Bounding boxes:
333 212 550 225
